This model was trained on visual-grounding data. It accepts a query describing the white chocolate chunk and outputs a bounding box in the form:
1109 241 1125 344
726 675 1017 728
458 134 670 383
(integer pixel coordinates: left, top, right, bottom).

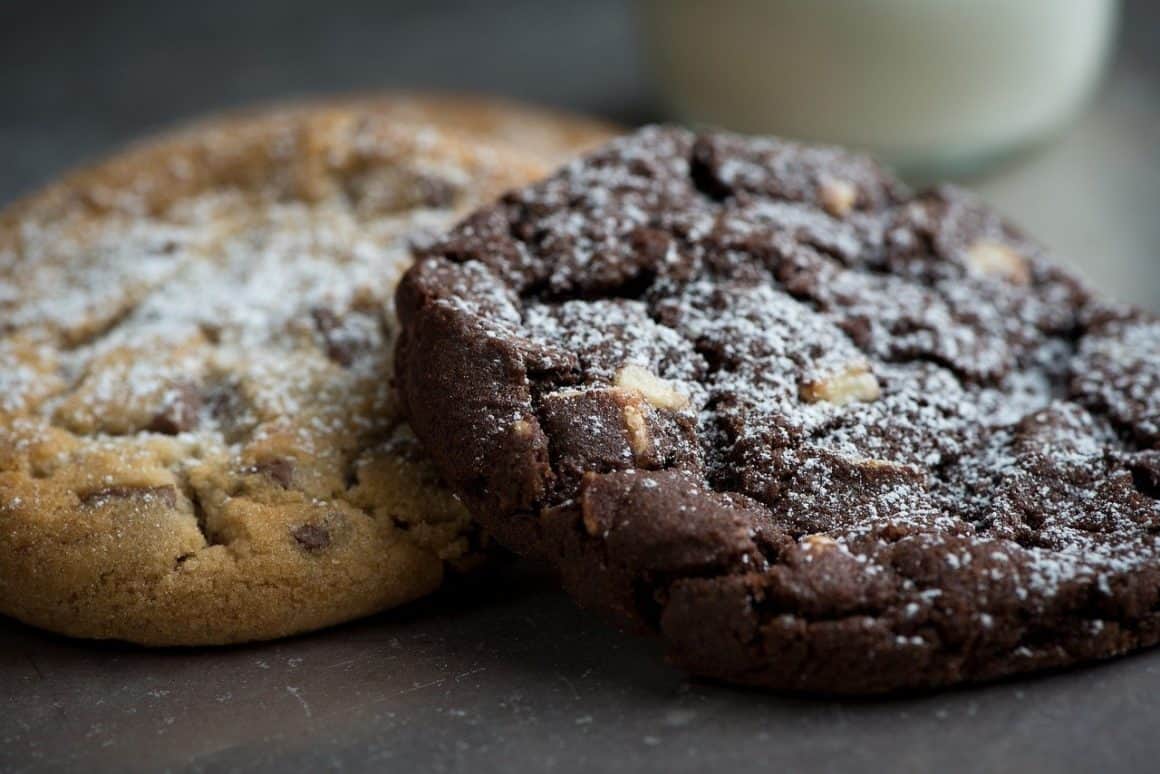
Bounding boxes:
614 364 689 410
802 362 881 406
966 240 1031 284
819 178 858 217
621 402 651 457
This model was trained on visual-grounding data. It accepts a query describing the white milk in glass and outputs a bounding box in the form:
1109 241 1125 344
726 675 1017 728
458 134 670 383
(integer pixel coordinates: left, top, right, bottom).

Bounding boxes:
640 0 1118 179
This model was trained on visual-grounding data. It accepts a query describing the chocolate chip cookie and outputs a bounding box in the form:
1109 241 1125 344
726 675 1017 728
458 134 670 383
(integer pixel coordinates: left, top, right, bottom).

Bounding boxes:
396 126 1160 694
0 97 614 645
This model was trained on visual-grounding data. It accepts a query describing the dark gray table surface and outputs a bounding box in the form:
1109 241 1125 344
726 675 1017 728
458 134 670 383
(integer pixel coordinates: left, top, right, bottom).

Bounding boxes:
4 564 1160 774
2 2 1159 772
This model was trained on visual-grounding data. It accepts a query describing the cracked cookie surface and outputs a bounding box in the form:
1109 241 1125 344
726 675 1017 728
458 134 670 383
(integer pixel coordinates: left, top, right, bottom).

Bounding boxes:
0 97 614 645
396 126 1160 694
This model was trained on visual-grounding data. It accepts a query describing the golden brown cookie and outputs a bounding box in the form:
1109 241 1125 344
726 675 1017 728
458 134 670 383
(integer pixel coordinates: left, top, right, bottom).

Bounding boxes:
0 96 616 646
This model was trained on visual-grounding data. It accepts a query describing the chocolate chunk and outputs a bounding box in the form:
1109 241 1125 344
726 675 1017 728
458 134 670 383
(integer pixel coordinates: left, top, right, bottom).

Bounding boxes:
311 306 371 367
627 227 672 269
243 457 295 489
291 524 331 551
148 382 201 435
413 173 459 209
198 321 222 345
310 306 346 363
310 306 341 333
80 485 178 509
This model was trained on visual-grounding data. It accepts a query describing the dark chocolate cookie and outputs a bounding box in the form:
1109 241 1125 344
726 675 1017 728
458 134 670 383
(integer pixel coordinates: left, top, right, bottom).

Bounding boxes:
395 126 1160 694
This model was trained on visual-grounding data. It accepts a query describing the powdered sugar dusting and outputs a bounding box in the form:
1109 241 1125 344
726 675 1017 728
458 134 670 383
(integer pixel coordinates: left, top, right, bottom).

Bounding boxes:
1 117 536 485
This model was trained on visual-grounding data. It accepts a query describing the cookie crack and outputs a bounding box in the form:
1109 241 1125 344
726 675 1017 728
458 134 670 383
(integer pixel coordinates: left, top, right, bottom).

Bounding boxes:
188 487 218 547
58 299 140 351
171 462 223 549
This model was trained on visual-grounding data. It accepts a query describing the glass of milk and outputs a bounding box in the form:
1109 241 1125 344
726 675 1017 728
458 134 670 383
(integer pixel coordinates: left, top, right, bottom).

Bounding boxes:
639 0 1119 179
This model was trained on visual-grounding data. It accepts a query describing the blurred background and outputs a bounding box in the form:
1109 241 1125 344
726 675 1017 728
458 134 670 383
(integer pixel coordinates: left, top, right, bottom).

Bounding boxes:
2 0 1157 308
